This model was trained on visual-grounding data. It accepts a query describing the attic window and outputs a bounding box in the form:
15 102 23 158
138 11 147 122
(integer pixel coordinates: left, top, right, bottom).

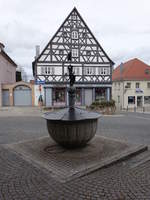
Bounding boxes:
145 69 150 74
72 31 78 39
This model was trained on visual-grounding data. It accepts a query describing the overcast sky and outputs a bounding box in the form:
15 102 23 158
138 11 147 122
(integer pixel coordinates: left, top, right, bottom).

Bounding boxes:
0 0 150 77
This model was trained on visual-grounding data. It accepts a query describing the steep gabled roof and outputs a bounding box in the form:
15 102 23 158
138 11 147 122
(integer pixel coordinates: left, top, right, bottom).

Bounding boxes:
112 58 150 81
34 7 114 65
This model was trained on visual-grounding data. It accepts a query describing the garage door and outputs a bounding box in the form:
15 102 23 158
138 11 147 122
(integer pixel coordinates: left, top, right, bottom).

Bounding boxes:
14 86 32 106
2 90 10 106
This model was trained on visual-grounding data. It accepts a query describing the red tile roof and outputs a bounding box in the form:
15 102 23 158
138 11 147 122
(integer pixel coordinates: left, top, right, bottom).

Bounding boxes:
112 58 150 81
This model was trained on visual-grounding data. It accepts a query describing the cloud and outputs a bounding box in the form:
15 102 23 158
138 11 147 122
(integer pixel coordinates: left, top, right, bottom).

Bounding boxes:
0 0 150 76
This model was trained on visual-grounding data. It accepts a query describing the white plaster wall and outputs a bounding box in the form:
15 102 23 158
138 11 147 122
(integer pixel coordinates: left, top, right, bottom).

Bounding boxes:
112 80 150 109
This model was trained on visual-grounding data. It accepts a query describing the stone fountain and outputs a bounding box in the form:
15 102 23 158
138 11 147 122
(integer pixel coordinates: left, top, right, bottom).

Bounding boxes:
43 53 101 148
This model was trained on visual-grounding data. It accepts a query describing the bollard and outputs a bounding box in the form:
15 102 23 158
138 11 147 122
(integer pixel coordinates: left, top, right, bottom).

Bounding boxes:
126 106 128 111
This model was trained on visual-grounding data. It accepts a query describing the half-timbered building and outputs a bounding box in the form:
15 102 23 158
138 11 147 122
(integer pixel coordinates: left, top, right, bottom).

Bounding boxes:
33 7 114 107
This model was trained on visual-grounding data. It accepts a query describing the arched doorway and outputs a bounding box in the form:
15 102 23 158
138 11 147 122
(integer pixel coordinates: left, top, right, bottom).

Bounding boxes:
14 85 32 106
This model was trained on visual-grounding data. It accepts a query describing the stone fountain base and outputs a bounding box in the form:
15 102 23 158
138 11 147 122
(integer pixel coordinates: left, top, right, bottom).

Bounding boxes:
5 135 147 182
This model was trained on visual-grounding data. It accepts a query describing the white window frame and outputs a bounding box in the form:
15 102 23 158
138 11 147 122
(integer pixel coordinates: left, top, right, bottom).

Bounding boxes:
98 67 109 75
73 67 80 75
72 49 78 57
86 67 95 75
72 31 78 39
41 66 55 75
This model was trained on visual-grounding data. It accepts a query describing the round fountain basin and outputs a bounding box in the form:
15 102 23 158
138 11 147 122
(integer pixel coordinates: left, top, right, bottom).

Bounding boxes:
43 107 101 148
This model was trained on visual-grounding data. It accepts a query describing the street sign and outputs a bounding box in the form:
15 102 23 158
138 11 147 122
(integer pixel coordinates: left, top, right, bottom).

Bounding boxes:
36 80 45 85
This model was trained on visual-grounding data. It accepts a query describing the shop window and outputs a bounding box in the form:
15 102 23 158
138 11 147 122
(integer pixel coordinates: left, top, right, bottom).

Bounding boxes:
76 88 81 104
144 96 150 104
128 96 135 104
95 88 106 101
52 88 65 103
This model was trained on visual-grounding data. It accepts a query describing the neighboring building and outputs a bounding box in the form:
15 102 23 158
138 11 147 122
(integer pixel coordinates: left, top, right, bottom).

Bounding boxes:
0 42 17 106
33 7 114 107
0 42 34 107
112 58 150 110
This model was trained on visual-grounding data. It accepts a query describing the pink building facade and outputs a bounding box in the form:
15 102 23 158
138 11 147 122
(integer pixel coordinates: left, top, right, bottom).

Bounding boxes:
0 42 17 106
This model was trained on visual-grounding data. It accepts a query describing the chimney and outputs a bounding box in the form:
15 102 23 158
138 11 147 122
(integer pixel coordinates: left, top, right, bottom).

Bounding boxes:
35 45 40 59
120 62 124 75
0 42 5 52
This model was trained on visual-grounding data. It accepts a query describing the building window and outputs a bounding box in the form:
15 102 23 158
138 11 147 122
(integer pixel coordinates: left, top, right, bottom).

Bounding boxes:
136 82 140 88
125 82 131 88
128 96 135 104
144 96 150 104
98 67 109 75
86 67 95 75
72 49 78 57
72 31 78 39
52 88 65 104
118 95 120 103
73 67 80 75
147 82 150 88
42 66 54 75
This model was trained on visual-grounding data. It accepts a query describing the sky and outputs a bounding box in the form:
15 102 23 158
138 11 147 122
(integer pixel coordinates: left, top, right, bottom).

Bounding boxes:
0 0 150 78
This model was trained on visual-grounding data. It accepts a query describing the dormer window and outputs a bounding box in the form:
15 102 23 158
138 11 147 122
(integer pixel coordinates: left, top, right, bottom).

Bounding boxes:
72 31 78 39
72 49 78 57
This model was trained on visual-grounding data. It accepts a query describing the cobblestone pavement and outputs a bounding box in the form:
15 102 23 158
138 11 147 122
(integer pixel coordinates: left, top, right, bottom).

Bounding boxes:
0 109 150 199
0 145 150 200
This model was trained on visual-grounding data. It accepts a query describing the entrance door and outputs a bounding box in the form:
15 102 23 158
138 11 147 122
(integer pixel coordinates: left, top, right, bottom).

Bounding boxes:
137 96 143 107
52 88 66 106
